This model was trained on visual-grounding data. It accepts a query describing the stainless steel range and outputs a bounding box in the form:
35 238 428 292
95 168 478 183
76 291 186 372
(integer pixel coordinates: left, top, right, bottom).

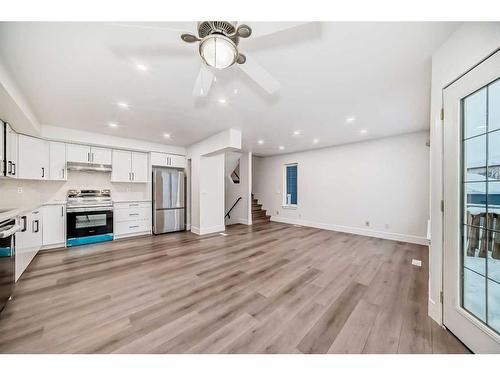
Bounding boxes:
66 189 113 247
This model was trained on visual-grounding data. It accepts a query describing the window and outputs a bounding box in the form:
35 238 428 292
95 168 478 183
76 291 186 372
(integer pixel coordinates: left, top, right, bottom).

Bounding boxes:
284 163 298 206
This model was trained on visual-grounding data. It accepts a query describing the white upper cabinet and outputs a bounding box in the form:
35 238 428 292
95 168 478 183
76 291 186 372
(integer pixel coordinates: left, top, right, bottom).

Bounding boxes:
91 147 112 165
112 150 148 183
150 152 186 169
66 143 90 163
111 149 132 182
131 152 148 183
5 123 18 178
17 134 49 180
66 144 111 164
49 141 67 180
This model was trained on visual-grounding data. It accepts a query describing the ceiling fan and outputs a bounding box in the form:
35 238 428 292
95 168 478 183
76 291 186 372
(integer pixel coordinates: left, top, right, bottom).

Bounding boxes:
110 21 305 97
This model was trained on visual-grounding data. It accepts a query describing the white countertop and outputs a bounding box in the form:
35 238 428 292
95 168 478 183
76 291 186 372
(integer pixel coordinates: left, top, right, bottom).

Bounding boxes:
113 199 152 203
0 204 42 222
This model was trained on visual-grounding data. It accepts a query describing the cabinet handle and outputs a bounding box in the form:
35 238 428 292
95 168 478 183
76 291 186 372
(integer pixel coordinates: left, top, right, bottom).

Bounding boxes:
61 206 64 217
21 216 27 232
129 204 139 207
41 167 45 178
91 153 94 163
132 172 135 181
62 168 65 179
129 225 139 229
12 163 16 176
129 213 139 216
7 161 12 175
32 220 39 233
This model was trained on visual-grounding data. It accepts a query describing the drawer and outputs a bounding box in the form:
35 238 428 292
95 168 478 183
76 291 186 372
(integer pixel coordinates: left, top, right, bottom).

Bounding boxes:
114 220 151 236
114 201 151 210
114 207 151 222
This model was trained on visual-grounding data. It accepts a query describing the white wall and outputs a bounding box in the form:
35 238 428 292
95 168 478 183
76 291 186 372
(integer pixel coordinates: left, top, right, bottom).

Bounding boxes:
253 131 430 244
428 22 500 324
187 129 242 235
225 151 252 226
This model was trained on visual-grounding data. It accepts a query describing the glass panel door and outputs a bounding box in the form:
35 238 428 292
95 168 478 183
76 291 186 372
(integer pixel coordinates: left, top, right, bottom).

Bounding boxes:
462 78 500 334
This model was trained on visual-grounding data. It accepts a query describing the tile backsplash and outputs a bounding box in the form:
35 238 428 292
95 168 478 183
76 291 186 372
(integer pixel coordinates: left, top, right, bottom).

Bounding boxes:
0 170 151 207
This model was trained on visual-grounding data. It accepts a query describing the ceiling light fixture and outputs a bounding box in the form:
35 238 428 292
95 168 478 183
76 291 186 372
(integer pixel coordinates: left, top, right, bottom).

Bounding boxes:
346 116 356 123
218 98 227 104
257 140 264 145
108 122 118 128
117 102 129 109
135 63 148 71
199 34 238 69
360 129 368 135
293 130 301 136
279 146 285 150
163 133 171 139
313 139 319 144
233 89 238 94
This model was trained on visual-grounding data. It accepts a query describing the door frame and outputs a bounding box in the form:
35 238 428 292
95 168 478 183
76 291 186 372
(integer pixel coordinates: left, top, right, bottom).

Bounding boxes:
443 49 500 353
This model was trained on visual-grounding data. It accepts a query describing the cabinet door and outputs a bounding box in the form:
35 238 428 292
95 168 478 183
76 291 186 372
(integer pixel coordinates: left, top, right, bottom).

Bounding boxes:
150 152 168 167
42 205 65 246
18 135 48 180
15 209 42 281
111 150 131 182
5 124 18 178
49 141 67 180
169 154 186 169
67 144 91 163
131 152 148 183
91 147 112 165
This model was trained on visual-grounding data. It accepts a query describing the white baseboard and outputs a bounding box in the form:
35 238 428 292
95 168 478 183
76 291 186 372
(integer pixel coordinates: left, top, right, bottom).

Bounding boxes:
270 216 429 245
428 297 442 325
114 231 151 240
191 225 226 235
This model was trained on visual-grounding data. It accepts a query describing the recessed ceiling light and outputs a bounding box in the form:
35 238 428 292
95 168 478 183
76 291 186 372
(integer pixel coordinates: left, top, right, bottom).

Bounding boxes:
293 130 301 136
163 133 171 139
135 63 148 71
279 146 285 150
346 116 356 124
257 140 264 145
233 89 238 94
218 98 227 104
117 102 129 109
313 139 319 144
360 129 368 135
108 122 118 128
213 76 217 82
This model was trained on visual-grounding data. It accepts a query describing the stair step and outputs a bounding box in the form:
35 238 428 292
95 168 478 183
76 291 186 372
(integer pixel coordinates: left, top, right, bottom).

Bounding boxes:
252 211 268 219
252 217 271 224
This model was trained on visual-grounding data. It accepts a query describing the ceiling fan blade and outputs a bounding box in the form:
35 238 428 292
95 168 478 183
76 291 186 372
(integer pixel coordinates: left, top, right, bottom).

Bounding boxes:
237 54 280 95
192 64 215 97
243 22 308 39
105 22 194 43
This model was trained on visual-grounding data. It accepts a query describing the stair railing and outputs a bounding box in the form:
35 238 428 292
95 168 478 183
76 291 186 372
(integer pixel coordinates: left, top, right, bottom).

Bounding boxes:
225 197 242 219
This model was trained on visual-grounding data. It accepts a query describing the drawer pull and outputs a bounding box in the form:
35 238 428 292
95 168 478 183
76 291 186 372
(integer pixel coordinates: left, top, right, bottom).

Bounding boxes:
129 204 139 207
129 225 140 229
129 213 139 216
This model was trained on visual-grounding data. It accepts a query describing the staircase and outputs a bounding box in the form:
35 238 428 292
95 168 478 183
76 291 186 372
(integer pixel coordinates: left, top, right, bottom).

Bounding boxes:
252 194 271 224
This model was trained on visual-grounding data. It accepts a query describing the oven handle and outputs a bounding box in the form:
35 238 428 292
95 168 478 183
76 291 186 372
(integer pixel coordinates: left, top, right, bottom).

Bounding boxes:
67 207 114 213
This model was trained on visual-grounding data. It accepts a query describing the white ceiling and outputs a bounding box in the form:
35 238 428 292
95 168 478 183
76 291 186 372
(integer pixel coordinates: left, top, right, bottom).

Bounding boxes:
0 22 459 156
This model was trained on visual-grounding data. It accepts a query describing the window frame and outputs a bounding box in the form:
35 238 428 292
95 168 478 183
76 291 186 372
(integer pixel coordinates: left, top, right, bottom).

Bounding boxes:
282 163 298 208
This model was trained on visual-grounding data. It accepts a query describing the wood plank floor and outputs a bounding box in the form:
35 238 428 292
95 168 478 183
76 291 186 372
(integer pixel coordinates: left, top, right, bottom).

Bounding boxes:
0 221 470 354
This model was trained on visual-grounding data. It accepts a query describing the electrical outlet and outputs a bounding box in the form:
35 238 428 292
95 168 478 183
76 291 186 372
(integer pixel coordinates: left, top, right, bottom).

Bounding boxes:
365 220 370 227
17 187 23 193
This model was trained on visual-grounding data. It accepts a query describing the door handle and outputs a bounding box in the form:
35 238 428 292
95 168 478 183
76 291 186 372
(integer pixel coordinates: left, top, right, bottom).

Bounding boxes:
21 216 27 232
32 219 39 233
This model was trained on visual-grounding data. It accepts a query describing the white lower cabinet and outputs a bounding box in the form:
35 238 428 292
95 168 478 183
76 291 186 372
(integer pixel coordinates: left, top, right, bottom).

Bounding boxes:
15 208 42 281
42 204 66 248
114 201 152 239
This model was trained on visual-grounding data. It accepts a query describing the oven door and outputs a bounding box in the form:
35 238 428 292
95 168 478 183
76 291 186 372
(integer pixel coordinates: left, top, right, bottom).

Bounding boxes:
66 208 113 246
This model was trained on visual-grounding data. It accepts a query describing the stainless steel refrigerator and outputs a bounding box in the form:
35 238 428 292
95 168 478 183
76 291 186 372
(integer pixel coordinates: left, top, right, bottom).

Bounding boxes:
153 167 186 234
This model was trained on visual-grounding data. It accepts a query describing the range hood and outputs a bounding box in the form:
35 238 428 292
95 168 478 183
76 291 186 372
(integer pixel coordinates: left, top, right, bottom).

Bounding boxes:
66 161 112 172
